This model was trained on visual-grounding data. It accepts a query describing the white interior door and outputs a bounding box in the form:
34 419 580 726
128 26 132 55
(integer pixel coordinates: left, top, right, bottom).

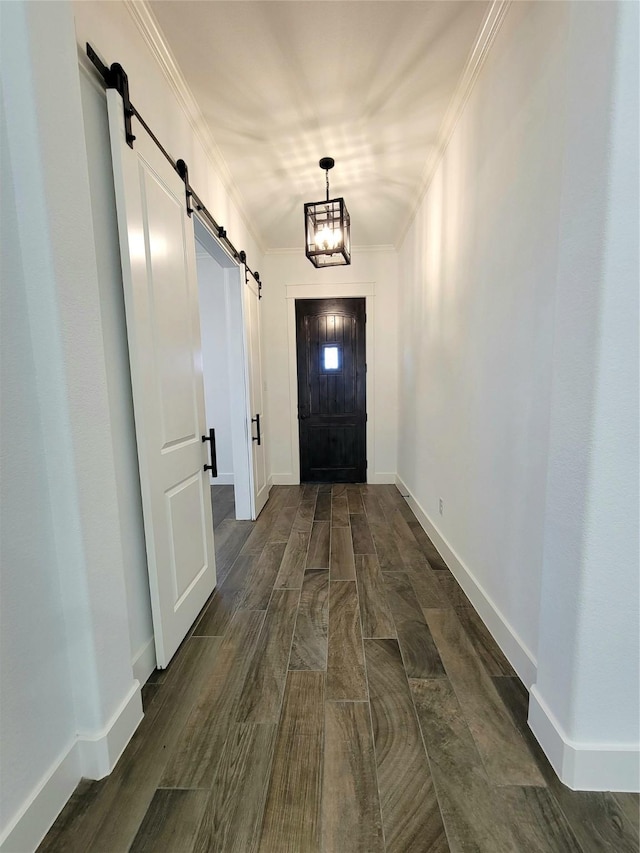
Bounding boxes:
243 268 270 516
107 90 216 668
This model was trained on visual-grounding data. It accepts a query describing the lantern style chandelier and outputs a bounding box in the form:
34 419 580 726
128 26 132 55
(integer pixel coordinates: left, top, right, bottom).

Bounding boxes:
304 157 351 267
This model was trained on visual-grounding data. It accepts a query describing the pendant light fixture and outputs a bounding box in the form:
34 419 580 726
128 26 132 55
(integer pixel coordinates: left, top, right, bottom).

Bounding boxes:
304 157 351 267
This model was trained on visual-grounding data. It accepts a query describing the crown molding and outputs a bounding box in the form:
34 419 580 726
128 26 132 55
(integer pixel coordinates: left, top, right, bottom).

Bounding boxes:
395 0 511 249
123 0 266 254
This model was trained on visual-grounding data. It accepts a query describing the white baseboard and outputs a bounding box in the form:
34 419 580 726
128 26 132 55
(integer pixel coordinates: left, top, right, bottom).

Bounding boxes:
77 681 143 780
395 475 538 688
0 740 80 853
367 472 397 485
210 473 234 485
0 682 143 852
270 473 299 485
529 686 640 791
132 637 156 685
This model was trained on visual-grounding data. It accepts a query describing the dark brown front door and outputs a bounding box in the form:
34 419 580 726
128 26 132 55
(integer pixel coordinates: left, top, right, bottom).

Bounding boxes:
295 298 366 483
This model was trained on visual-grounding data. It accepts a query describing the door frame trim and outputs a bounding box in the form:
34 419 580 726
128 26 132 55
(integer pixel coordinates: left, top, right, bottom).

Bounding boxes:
194 216 255 519
286 282 375 484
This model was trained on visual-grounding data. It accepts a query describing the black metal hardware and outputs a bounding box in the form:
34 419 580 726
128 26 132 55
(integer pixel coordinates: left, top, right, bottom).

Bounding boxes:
86 43 109 78
110 64 135 147
176 159 193 217
243 261 263 300
85 44 263 287
87 45 136 148
319 157 335 173
202 428 217 476
251 414 261 446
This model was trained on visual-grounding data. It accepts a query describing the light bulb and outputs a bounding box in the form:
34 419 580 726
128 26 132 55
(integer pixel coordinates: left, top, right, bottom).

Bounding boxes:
315 225 341 251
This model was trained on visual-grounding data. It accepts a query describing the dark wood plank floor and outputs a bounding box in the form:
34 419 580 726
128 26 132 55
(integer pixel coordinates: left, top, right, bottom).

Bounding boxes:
39 484 640 853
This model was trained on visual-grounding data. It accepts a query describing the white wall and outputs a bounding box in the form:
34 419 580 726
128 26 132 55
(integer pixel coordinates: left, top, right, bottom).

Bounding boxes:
397 0 570 678
0 91 78 849
262 248 398 484
530 0 639 791
397 0 639 790
197 252 235 484
1 2 141 849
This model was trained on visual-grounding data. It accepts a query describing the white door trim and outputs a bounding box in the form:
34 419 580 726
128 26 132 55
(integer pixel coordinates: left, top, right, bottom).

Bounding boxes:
285 283 376 484
193 216 254 519
245 268 270 516
226 265 256 519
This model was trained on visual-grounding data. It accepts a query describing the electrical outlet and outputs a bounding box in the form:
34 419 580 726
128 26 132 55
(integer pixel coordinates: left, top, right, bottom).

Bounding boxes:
439 498 444 516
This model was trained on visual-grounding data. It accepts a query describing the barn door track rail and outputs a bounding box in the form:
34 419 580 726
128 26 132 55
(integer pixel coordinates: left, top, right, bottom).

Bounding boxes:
86 43 263 293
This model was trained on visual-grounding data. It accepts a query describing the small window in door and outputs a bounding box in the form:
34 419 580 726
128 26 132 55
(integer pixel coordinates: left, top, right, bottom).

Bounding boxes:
322 344 341 372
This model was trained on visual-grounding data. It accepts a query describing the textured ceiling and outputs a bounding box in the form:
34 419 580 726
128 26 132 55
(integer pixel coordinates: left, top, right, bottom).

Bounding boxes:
148 0 489 249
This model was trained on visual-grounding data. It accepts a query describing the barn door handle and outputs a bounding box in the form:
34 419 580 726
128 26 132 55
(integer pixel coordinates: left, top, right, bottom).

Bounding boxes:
251 413 261 446
202 428 217 476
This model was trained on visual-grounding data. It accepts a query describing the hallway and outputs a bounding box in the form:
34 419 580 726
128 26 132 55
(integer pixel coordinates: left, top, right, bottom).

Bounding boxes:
38 485 638 853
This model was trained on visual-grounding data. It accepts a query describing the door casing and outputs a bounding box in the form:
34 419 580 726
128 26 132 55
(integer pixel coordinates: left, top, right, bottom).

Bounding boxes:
244 269 270 515
193 220 267 518
193 217 256 519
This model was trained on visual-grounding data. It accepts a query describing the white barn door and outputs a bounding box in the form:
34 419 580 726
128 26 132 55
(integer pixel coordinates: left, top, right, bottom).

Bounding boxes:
107 91 216 668
243 268 269 516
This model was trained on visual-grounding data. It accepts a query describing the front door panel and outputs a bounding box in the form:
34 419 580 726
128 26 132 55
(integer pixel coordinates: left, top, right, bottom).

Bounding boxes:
296 298 366 482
